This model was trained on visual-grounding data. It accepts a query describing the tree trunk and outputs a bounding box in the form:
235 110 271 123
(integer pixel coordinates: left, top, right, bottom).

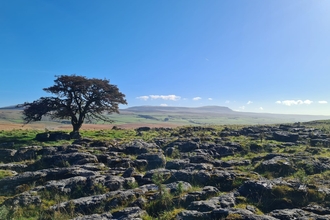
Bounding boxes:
70 117 82 139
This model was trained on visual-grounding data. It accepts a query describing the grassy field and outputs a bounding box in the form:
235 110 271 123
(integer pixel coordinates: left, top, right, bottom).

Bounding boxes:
1 115 330 219
1 108 329 132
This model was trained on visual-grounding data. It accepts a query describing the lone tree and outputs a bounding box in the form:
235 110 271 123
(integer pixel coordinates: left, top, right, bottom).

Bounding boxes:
20 75 127 136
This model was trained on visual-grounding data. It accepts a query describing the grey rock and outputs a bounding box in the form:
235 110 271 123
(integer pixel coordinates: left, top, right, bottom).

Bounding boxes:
187 163 213 171
32 152 98 169
52 189 139 215
176 210 210 220
255 156 295 177
108 157 133 168
310 139 330 147
43 176 88 193
0 166 98 194
35 131 71 141
133 159 148 170
221 159 250 168
212 145 235 157
123 140 158 155
0 149 17 163
273 131 299 142
187 192 235 212
14 146 41 162
238 180 275 199
169 170 195 184
4 192 41 207
135 127 151 132
164 147 175 157
165 181 192 194
136 153 166 170
112 207 147 219
165 159 189 170
218 192 236 208
189 154 213 164
270 208 330 220
303 204 330 215
211 208 278 220
187 197 221 212
0 142 15 148
0 163 27 172
72 213 113 220
122 167 135 178
180 186 219 207
104 175 126 191
178 141 199 152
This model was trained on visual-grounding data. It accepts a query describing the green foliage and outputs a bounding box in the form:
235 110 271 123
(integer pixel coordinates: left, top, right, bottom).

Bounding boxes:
20 75 127 133
145 172 175 217
225 213 243 219
176 181 184 195
231 177 246 188
125 181 139 189
91 183 108 195
0 205 9 220
0 129 41 149
293 169 309 184
250 185 327 212
0 170 13 179
146 190 173 217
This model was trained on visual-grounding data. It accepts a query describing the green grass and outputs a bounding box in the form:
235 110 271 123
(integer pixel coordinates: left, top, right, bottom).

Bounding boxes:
0 129 41 149
0 170 13 179
2 122 330 219
1 109 316 129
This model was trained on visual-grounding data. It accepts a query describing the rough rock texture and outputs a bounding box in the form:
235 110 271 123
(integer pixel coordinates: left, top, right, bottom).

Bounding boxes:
1 124 330 219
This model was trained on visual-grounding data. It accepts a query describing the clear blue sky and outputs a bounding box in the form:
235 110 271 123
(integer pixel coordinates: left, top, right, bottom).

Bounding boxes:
1 0 330 115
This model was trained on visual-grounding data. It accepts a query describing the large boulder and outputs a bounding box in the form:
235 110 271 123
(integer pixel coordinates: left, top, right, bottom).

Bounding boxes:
0 166 98 194
238 180 275 201
136 153 166 170
165 159 189 170
176 210 210 220
187 197 222 212
178 141 199 152
14 146 41 162
112 206 147 219
189 154 213 164
35 132 71 142
270 208 330 220
72 213 113 220
0 163 27 172
123 140 158 155
255 156 295 177
310 138 330 147
51 189 140 215
4 192 41 207
33 152 98 169
273 131 299 142
180 186 220 207
0 149 17 163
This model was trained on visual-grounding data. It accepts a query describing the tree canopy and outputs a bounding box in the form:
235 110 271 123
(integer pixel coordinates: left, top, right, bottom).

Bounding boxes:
21 75 127 135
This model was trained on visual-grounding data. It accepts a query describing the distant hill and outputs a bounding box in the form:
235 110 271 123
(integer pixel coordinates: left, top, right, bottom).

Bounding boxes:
120 105 330 124
0 104 329 127
0 105 22 110
122 105 234 114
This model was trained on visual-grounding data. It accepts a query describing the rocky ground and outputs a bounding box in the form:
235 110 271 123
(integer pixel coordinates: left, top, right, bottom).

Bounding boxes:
1 123 330 219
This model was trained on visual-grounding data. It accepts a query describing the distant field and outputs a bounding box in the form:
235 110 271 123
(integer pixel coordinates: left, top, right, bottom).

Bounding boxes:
0 110 181 130
0 107 329 131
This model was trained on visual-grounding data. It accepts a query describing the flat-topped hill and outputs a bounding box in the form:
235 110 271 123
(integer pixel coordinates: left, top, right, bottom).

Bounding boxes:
0 105 329 130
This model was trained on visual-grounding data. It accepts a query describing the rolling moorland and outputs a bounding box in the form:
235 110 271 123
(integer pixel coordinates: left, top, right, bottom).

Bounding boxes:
0 105 329 130
1 106 330 219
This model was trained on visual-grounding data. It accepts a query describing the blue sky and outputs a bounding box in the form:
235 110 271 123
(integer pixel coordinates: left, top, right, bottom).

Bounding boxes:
1 0 330 115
